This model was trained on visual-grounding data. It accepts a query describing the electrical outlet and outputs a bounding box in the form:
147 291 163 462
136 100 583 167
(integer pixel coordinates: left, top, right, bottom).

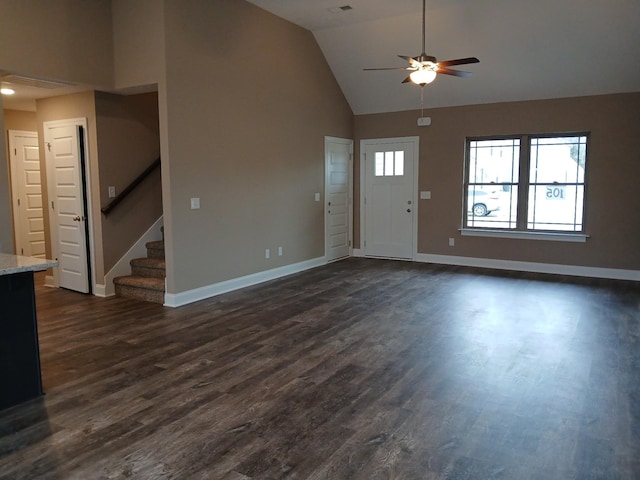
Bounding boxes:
190 197 200 210
278 246 283 256
265 248 270 259
449 237 455 247
108 186 116 198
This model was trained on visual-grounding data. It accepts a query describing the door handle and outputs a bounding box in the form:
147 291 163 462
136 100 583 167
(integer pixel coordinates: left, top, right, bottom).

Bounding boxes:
407 209 412 213
73 215 81 222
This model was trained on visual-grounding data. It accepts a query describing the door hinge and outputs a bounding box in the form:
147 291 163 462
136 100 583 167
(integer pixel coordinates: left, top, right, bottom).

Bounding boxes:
14 148 17 155
17 198 20 206
21 248 24 255
51 201 55 210
348 240 351 247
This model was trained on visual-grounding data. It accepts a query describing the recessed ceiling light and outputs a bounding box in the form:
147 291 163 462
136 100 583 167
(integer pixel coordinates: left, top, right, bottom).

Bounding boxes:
1 87 15 95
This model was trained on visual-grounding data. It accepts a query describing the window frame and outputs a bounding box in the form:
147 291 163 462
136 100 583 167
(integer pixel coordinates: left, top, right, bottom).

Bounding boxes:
462 132 590 240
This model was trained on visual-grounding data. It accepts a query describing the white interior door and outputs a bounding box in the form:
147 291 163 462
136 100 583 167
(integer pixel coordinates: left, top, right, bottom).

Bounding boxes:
8 131 45 258
325 137 352 262
362 137 418 259
45 121 90 293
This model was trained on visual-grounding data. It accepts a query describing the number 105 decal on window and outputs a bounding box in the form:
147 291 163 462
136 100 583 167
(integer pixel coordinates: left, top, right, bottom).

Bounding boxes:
546 186 566 200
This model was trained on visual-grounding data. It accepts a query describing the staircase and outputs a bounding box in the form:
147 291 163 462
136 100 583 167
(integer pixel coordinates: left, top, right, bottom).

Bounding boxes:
113 240 165 304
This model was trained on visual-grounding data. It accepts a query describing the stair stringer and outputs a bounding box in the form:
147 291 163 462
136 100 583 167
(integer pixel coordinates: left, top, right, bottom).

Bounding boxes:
98 216 164 297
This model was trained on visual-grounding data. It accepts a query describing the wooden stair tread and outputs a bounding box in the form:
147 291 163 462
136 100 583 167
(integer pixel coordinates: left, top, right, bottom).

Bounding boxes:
113 275 165 291
146 240 164 250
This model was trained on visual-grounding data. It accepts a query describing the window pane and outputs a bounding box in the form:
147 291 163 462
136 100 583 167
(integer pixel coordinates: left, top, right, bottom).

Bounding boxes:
528 185 584 231
530 136 586 184
466 186 518 229
468 139 520 184
384 151 394 176
375 152 384 176
394 151 404 176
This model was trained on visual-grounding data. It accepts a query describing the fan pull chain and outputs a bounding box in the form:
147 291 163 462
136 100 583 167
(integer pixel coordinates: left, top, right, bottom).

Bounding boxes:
420 85 425 118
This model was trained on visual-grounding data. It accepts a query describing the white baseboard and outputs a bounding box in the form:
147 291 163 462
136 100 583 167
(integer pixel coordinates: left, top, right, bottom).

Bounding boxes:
164 256 326 308
352 248 364 257
94 284 107 297
103 216 164 297
414 253 640 281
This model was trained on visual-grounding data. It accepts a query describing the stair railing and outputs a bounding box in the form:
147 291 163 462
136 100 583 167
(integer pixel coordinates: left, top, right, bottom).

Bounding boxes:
101 157 161 216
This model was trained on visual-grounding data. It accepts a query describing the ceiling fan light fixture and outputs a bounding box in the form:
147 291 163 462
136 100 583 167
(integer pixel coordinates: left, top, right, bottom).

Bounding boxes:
409 68 437 86
1 87 15 95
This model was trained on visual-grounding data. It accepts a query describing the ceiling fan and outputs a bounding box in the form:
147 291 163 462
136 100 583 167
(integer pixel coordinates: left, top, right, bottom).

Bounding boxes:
364 0 479 86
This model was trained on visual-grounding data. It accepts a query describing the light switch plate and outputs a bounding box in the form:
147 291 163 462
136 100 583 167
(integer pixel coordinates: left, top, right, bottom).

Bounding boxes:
314 192 320 202
190 197 200 209
420 191 431 199
108 186 116 198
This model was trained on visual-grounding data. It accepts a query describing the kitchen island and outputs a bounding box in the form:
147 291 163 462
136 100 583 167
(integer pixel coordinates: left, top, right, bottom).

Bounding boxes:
0 254 58 410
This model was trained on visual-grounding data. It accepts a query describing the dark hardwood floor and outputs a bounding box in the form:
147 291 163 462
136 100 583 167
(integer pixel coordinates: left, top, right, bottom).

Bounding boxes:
1 258 639 479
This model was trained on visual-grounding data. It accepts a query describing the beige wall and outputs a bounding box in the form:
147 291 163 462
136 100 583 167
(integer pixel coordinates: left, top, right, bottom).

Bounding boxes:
162 0 353 293
4 109 37 132
354 93 640 271
95 91 162 272
0 97 12 253
35 91 104 279
0 0 113 88
112 0 164 90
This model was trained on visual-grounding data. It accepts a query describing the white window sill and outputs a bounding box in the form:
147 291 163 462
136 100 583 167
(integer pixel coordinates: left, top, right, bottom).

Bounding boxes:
459 228 588 243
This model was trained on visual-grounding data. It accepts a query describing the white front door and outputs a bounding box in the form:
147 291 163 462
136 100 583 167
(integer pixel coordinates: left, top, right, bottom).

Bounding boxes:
362 137 418 259
325 137 352 262
45 121 90 293
8 131 45 258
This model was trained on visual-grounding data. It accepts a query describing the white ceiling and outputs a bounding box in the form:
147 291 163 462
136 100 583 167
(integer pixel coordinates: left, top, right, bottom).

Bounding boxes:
248 0 640 115
0 73 87 111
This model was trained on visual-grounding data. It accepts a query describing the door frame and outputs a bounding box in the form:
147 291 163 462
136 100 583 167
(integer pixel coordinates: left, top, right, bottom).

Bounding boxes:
324 136 353 262
360 136 419 260
44 118 96 293
8 130 41 257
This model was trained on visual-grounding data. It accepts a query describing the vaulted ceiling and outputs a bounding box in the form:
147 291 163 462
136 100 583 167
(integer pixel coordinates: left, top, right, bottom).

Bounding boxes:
247 0 640 115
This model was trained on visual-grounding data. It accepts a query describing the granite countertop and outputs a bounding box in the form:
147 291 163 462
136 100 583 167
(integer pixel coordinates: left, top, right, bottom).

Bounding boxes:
0 253 59 276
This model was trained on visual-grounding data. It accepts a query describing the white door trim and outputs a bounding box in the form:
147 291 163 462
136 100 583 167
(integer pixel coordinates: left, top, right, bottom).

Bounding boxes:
44 118 96 293
324 136 353 262
360 136 419 260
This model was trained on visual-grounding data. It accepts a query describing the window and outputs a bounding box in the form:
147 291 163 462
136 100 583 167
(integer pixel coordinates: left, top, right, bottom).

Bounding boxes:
464 134 588 234
375 151 404 176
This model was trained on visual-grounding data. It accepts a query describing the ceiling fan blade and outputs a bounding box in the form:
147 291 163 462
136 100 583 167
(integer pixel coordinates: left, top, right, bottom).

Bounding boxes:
438 57 480 67
398 55 422 68
401 76 413 84
363 67 413 71
437 66 473 78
